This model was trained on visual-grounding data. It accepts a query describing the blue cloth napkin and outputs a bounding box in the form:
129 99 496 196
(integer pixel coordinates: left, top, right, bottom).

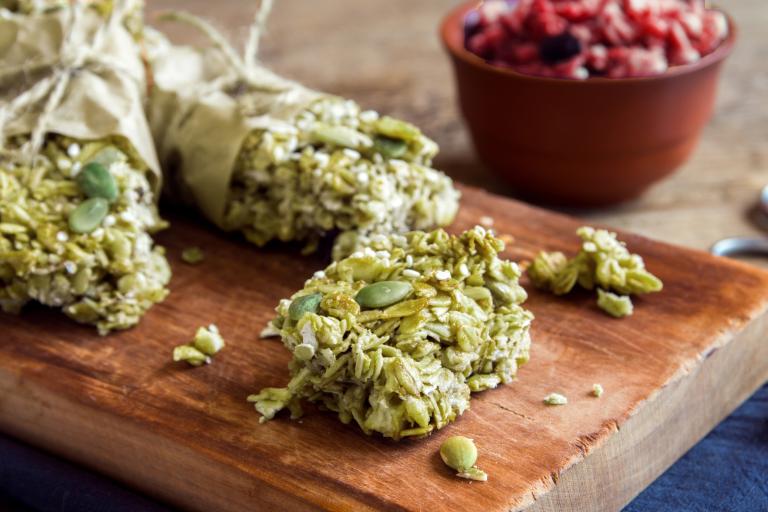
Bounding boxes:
623 383 768 512
1 384 766 512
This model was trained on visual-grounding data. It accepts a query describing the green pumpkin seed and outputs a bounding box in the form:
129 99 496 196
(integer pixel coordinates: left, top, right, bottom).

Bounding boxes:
68 198 109 234
440 436 477 472
355 281 412 309
310 123 362 148
373 135 408 159
76 162 118 202
88 146 126 167
374 116 421 140
288 292 322 321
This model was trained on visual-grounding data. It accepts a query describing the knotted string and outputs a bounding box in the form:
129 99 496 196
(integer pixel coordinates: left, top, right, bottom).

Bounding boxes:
157 0 301 99
0 0 137 164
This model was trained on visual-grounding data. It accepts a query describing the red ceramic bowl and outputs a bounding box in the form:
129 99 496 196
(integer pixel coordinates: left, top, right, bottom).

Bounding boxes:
440 2 737 207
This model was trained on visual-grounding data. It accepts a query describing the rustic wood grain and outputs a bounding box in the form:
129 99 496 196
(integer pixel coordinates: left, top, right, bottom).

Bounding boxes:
1 185 767 512
147 0 768 252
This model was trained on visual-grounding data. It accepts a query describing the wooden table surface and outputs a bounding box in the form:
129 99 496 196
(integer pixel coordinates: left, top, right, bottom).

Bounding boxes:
148 0 768 253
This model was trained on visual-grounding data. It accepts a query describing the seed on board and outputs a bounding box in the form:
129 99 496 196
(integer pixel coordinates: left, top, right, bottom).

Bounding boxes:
76 162 118 202
288 292 323 321
440 436 478 472
68 198 109 234
355 281 412 309
181 247 205 265
544 392 568 406
440 436 489 482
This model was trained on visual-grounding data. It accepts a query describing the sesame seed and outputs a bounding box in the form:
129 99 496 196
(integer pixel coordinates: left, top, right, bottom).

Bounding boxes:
56 231 69 242
63 261 77 274
479 216 494 227
435 270 451 281
402 269 420 278
66 143 80 158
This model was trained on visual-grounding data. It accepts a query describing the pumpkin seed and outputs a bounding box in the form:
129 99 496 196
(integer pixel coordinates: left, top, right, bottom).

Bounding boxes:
288 292 322 321
373 135 407 159
68 198 109 234
88 146 126 167
440 436 477 472
374 116 421 140
310 123 364 148
76 162 118 202
355 281 412 309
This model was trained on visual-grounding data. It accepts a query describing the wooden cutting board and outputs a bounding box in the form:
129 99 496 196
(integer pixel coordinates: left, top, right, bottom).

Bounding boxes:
1 184 767 512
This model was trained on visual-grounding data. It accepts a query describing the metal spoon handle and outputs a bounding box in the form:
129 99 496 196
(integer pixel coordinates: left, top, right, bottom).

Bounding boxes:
710 237 768 257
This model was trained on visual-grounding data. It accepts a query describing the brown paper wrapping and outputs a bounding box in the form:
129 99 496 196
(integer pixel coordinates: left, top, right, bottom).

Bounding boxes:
0 4 161 191
147 29 325 227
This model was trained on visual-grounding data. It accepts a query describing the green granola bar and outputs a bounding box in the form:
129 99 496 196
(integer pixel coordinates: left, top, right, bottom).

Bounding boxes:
222 98 460 253
528 226 662 317
250 227 533 439
0 136 170 334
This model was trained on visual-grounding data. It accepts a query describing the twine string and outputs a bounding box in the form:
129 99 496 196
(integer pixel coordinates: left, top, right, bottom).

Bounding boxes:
158 0 287 95
0 0 136 163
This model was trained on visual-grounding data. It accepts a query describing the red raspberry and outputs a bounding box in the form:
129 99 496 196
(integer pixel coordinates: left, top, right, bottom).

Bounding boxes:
464 0 727 79
667 20 700 65
587 44 609 71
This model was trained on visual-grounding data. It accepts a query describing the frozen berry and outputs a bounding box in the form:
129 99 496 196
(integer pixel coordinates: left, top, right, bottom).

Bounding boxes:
539 32 582 64
463 0 728 79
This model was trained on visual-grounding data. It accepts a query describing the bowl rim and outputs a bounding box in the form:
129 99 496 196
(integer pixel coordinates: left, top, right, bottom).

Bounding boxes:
439 0 738 85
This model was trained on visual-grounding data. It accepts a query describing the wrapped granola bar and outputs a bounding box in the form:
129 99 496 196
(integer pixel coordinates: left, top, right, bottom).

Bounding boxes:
250 227 533 439
0 1 170 334
148 5 460 253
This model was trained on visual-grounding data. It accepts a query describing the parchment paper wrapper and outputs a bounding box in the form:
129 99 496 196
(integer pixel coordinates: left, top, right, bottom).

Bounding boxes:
0 5 170 335
147 31 324 226
0 5 161 191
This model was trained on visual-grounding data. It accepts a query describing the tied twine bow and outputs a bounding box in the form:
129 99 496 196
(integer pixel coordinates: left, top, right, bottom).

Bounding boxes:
158 0 317 116
0 0 138 164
